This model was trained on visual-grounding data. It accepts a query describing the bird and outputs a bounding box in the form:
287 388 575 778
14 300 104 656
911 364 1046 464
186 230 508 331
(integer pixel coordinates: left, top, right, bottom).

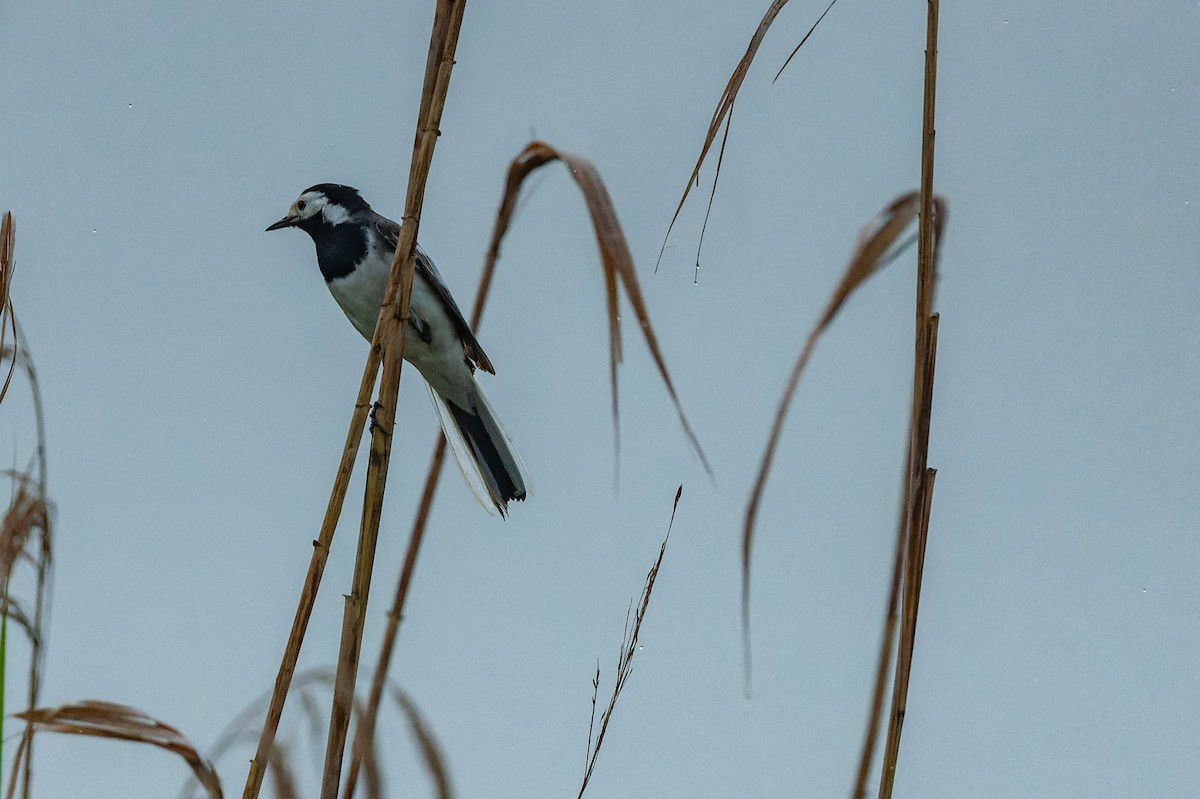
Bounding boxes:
267 183 529 516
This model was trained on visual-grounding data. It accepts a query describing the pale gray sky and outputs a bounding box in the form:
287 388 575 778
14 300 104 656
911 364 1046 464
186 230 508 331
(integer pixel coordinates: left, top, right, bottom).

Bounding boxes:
1 1 1197 797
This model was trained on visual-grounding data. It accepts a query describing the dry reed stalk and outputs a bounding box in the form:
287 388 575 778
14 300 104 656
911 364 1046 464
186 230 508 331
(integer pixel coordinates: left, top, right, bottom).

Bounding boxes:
578 486 682 798
240 243 382 793
870 4 941 796
241 3 465 797
343 137 714 795
317 2 466 798
855 324 937 799
876 466 934 796
11 701 222 799
12 333 54 752
340 436 444 796
341 435 445 799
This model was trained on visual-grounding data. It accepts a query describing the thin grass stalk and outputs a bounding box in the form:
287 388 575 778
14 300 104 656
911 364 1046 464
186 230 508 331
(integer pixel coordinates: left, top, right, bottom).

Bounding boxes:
4 732 27 799
0 216 11 793
1 591 7 782
878 323 938 799
692 99 734 282
19 515 46 799
655 0 789 271
22 353 49 799
240 336 378 799
318 320 408 799
578 486 682 797
0 214 17 408
852 4 940 795
0 328 50 799
876 4 940 794
849 320 939 799
655 0 838 273
850 483 908 798
317 3 466 797
878 467 935 798
772 0 839 83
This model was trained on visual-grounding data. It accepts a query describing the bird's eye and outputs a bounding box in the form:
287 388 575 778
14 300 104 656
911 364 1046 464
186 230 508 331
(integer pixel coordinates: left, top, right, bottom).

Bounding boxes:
296 200 307 211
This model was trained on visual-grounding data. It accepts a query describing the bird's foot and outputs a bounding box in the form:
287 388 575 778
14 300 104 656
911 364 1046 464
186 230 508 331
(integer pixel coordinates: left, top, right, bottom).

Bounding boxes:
369 401 393 438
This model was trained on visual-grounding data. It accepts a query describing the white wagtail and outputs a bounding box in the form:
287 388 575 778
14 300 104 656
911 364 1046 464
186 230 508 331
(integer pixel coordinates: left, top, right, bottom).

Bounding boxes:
267 183 529 516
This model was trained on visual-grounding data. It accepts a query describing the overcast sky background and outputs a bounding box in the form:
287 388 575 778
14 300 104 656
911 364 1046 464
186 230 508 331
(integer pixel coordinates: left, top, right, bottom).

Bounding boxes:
0 1 1197 797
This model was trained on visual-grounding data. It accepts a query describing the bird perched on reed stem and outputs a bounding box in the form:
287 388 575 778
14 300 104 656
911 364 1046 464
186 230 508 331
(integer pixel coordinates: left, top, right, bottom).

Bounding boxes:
268 183 529 516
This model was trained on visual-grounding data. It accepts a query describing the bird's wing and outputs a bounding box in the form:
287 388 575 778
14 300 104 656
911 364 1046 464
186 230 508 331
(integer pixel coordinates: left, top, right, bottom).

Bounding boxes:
373 215 495 374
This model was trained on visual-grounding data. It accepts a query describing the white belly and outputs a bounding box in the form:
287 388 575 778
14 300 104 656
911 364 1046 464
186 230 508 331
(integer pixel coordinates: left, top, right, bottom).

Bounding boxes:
327 255 474 407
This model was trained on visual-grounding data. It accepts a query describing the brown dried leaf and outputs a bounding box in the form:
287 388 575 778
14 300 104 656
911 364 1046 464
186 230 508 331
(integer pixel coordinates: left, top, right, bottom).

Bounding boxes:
0 473 49 586
740 193 946 684
15 701 223 799
655 1 789 270
0 213 16 406
656 0 838 271
480 141 711 474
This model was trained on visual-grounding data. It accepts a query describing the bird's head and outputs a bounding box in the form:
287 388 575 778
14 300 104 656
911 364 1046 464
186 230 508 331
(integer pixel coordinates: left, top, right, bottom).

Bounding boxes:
266 183 370 234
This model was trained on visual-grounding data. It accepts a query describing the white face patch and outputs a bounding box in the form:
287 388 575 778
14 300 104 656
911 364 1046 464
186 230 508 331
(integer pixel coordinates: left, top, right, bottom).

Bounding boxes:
290 191 326 223
320 202 352 225
286 190 350 226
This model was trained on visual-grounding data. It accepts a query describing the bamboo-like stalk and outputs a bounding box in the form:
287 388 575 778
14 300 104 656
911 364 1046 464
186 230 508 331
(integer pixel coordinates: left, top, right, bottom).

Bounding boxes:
877 466 935 796
240 3 466 798
342 142 508 790
877 324 938 798
853 3 940 797
317 3 467 797
239 319 380 799
340 383 448 799
876 4 940 796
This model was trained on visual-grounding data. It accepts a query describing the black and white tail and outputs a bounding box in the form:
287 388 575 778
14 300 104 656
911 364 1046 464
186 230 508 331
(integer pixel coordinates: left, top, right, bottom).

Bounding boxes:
426 384 530 516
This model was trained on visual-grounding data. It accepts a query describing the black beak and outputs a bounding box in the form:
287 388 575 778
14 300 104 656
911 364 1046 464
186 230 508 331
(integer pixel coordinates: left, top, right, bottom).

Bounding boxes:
265 215 299 232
